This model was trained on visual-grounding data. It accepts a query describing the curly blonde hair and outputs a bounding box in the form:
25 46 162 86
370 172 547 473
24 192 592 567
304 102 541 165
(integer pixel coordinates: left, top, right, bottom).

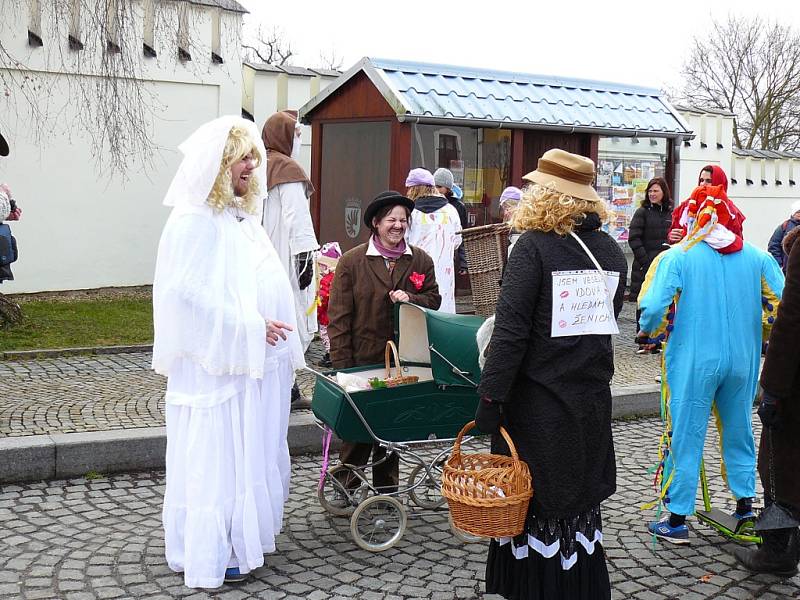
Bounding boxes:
407 185 441 201
511 182 608 236
206 126 262 214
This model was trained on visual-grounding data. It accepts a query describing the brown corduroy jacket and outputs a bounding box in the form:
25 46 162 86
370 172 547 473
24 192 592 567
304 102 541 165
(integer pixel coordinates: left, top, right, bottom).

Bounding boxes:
327 243 441 369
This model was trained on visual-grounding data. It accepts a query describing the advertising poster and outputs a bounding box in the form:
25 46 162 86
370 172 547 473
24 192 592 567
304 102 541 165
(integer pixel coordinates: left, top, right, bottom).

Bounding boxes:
596 153 666 243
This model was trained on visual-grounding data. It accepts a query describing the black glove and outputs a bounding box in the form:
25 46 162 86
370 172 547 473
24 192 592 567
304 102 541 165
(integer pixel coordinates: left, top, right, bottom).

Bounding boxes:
758 391 780 429
475 397 503 435
295 252 314 290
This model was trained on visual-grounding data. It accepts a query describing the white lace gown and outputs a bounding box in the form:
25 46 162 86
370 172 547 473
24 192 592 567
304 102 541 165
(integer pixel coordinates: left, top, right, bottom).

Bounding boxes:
154 206 304 589
406 203 463 313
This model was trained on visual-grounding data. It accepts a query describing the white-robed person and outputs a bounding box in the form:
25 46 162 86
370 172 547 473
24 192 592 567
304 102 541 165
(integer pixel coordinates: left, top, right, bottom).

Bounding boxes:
260 110 319 409
152 116 305 588
405 168 462 313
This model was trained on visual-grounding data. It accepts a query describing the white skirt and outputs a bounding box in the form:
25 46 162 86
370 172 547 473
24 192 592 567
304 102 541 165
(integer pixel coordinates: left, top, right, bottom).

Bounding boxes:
162 348 293 589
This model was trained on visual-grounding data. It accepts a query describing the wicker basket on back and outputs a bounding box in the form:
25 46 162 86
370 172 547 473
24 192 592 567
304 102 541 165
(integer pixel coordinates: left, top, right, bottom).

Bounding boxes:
441 421 532 538
460 223 510 316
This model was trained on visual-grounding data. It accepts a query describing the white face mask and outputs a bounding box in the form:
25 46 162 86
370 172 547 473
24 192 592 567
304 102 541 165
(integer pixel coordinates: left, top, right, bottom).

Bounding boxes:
291 128 302 160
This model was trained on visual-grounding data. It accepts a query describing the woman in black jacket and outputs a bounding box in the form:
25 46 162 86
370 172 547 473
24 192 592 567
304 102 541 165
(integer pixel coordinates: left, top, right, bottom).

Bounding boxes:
476 149 627 600
627 177 672 353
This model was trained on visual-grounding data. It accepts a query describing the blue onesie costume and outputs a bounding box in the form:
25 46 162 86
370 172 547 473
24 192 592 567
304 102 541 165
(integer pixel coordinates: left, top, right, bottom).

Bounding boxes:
639 240 784 517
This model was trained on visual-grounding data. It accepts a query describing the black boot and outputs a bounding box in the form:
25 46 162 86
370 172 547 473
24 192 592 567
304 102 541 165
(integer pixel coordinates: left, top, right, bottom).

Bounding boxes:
320 352 332 368
290 382 311 410
733 528 799 577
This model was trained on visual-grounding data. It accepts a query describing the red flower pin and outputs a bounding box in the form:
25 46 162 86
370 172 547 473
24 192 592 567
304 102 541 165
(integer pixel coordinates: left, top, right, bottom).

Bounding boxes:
409 272 425 291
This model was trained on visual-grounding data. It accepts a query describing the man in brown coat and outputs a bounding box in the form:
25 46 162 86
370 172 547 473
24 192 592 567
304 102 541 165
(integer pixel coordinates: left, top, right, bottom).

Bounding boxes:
327 190 441 492
735 226 800 576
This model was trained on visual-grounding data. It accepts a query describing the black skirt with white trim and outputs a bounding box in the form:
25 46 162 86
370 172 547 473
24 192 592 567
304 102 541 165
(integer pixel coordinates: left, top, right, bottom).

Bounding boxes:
485 505 610 600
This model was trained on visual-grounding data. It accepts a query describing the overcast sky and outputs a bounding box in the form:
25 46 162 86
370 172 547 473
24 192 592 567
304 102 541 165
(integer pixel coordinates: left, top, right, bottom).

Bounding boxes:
238 0 800 92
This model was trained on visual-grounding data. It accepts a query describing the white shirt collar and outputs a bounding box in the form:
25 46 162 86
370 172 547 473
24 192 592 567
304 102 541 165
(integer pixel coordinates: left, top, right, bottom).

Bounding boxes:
366 236 413 256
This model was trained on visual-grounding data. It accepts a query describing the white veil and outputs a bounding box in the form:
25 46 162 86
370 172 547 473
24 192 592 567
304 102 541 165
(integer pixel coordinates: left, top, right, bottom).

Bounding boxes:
162 116 268 217
152 116 304 379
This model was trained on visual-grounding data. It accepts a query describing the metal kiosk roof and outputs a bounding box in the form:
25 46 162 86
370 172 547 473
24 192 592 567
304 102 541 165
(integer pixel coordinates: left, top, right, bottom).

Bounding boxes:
300 57 692 139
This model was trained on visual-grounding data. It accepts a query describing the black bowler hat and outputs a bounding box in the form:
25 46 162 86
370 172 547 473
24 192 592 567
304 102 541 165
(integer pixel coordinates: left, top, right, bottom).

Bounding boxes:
363 190 414 227
0 131 8 157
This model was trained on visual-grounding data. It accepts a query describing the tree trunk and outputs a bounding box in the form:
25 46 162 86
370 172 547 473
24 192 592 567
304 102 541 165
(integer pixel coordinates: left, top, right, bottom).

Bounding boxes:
0 293 22 329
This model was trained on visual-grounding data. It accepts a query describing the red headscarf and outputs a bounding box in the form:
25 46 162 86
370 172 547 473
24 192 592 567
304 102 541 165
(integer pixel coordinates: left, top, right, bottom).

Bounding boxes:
670 165 744 238
698 164 728 191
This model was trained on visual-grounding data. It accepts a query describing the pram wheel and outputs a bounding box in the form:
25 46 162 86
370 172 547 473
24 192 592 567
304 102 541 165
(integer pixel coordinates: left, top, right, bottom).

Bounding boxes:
448 512 485 544
318 465 367 516
407 456 448 509
350 495 407 552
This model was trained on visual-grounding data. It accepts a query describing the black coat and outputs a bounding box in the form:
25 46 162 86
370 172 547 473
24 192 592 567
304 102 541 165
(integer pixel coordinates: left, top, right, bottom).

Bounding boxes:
767 217 800 272
759 227 800 512
478 214 627 519
627 202 671 298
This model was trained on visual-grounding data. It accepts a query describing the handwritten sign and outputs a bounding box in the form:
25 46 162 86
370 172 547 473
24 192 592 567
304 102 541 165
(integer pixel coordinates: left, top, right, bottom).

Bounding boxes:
551 270 620 337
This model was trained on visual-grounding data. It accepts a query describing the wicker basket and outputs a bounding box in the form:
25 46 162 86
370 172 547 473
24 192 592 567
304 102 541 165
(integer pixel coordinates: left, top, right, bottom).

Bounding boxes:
461 223 510 316
441 421 533 538
383 340 419 387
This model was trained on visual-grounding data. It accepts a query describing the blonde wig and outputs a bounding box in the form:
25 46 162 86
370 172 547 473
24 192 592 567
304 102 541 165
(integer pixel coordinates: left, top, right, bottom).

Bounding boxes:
512 182 608 236
407 185 440 201
206 126 262 214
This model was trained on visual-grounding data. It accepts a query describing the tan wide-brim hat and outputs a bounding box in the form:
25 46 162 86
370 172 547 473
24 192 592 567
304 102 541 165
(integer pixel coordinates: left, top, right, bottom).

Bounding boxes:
523 148 601 203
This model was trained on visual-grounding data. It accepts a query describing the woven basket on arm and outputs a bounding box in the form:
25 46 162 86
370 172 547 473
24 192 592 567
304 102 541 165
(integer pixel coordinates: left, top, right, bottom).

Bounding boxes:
441 420 532 538
383 340 419 387
460 223 510 317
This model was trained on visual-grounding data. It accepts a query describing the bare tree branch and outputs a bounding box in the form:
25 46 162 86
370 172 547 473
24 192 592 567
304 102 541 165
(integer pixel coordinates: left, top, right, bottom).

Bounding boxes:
680 15 800 151
317 46 343 71
242 25 293 65
0 0 220 175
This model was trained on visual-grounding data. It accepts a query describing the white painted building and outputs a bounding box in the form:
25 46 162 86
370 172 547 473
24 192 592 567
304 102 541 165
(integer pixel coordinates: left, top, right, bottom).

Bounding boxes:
0 0 247 294
0 0 341 294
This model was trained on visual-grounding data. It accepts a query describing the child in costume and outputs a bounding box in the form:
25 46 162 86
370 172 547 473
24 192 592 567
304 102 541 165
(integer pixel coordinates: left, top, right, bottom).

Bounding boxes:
638 183 785 543
317 242 342 367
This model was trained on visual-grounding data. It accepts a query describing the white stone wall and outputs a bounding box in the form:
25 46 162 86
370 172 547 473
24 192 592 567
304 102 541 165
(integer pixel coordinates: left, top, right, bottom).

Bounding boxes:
0 0 245 293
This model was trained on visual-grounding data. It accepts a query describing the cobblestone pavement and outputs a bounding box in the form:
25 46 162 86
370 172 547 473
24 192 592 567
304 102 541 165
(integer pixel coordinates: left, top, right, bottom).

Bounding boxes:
0 303 658 438
0 415 797 599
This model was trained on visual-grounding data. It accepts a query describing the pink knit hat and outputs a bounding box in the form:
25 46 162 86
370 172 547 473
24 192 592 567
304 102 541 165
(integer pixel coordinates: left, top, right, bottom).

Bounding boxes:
405 168 435 187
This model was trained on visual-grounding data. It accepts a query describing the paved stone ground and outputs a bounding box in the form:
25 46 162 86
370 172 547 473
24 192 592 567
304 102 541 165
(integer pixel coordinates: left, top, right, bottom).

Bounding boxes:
0 415 797 599
0 302 658 438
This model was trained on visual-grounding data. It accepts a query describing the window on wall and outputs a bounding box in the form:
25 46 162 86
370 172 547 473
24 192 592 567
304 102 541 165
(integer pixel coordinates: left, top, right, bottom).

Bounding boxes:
142 0 157 57
596 136 668 243
436 131 460 168
177 3 191 61
105 0 121 54
28 0 43 47
211 9 223 64
412 124 511 227
68 0 83 50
